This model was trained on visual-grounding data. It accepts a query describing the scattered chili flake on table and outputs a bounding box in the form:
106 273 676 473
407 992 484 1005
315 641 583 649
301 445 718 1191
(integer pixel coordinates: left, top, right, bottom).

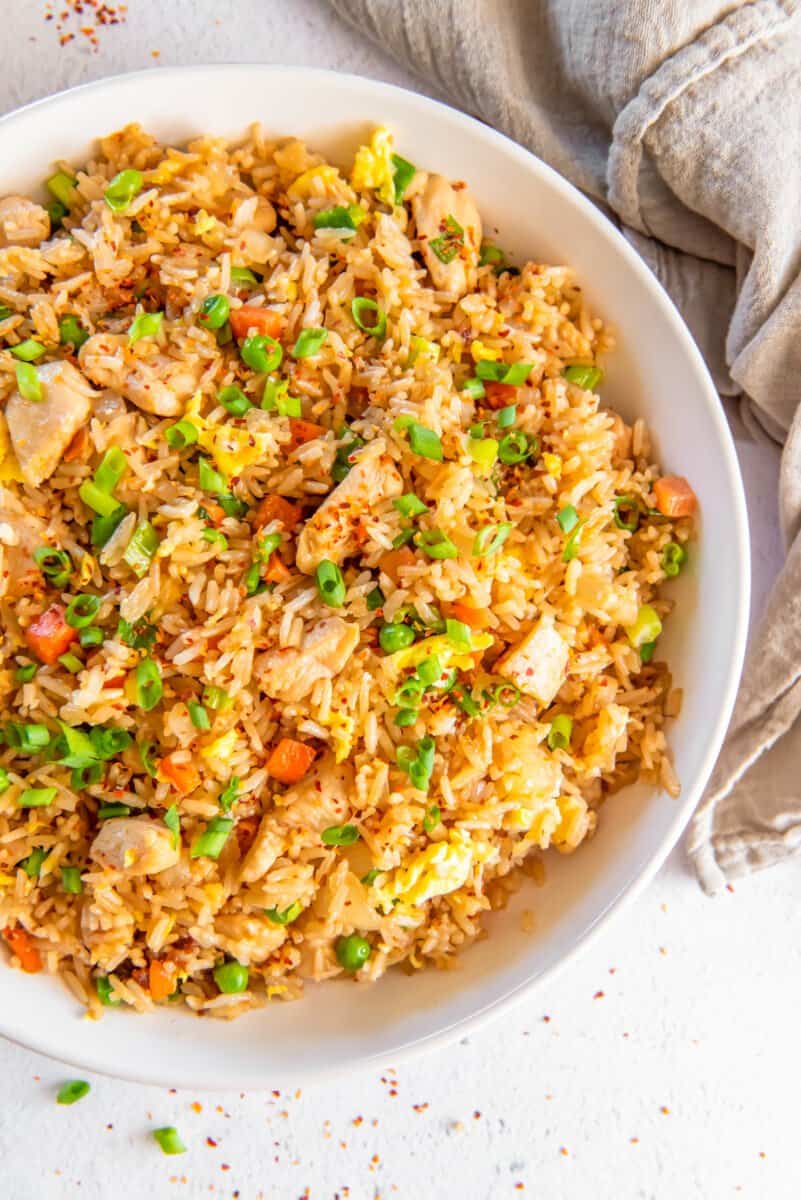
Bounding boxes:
594 990 605 999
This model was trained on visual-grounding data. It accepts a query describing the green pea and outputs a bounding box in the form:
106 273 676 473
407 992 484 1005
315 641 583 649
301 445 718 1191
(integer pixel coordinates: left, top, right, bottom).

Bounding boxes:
379 623 415 653
213 959 249 994
335 934 371 972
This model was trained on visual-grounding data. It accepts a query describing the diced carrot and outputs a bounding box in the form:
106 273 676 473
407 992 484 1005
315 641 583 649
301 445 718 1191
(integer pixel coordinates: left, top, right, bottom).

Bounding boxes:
653 475 698 518
229 306 284 341
263 553 291 583
379 546 415 583
63 425 90 462
484 381 518 409
287 419 325 450
266 738 316 785
446 600 491 630
3 925 43 974
24 604 77 665
203 501 225 526
253 495 302 532
158 754 200 795
148 958 175 1002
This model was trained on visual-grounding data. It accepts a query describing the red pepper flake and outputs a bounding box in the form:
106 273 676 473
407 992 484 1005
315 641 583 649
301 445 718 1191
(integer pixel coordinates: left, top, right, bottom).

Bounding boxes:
660 1106 670 1115
542 1014 551 1022
559 1147 569 1157
220 1163 230 1171
630 1136 640 1144
412 1102 429 1113
515 1186 525 1192
593 990 605 999
190 1101 202 1114
352 1115 363 1127
473 1110 482 1120
206 1137 217 1148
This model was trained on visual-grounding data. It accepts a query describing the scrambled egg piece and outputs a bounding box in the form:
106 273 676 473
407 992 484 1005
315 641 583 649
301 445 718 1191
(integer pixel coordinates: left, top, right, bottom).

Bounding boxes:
470 339 501 364
0 413 23 483
148 157 185 185
192 209 217 235
197 424 273 480
351 126 395 206
542 453 562 479
581 703 628 774
201 728 238 768
390 631 493 675
375 831 474 911
287 164 342 202
497 728 564 846
320 708 355 763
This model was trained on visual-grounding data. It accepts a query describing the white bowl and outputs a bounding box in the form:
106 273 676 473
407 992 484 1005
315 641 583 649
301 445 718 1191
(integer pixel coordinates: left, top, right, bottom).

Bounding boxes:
0 65 749 1089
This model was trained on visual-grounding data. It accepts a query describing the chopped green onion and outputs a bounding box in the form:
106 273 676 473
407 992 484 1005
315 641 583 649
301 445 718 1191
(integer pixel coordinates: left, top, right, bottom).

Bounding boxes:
104 169 143 213
15 663 38 683
396 734 436 792
498 432 530 464
243 562 261 594
393 414 415 432
218 777 239 813
58 653 83 674
379 622 415 654
71 762 103 790
152 1127 186 1156
46 200 68 230
423 804 441 833
97 803 130 819
5 722 50 751
213 959 249 994
265 900 303 925
89 726 132 760
351 297 387 338
563 364 603 390
22 846 47 878
557 505 579 534
10 339 46 362
395 708 418 727
58 315 89 349
0 305 12 321
52 723 97 768
292 328 328 358
313 204 365 232
361 868 382 886
416 655 443 686
625 604 662 650
415 528 458 560
613 495 641 533
256 532 282 564
33 547 72 588
393 677 425 708
128 310 163 345
216 319 232 346
241 333 282 373
321 824 360 847
452 684 481 718
134 657 163 711
472 522 512 558
79 480 118 517
496 404 517 429
391 153 416 202
429 214 464 264
640 641 656 664
187 700 210 731
562 519 585 563
445 618 471 651
407 335 440 366
79 626 103 649
122 521 159 579
139 741 158 777
662 542 688 577
547 714 573 751
393 493 428 518
202 528 228 550
230 266 261 289
164 419 199 449
190 815 234 860
18 787 57 808
218 493 248 518
331 432 365 482
202 685 231 711
65 593 101 629
163 804 180 850
315 559 346 608
392 526 415 548
93 446 128 494
95 975 120 1006
468 437 499 470
46 171 77 210
91 504 128 547
0 768 9 794
479 242 507 269
462 377 486 401
56 1080 90 1105
366 586 384 611
218 385 252 417
61 866 83 894
14 361 42 402
198 294 230 331
261 377 287 411
475 361 533 386
116 616 157 651
335 934 371 971
198 457 227 494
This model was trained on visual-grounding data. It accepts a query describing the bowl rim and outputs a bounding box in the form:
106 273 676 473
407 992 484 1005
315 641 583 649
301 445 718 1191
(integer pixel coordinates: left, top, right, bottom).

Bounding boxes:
0 63 750 1089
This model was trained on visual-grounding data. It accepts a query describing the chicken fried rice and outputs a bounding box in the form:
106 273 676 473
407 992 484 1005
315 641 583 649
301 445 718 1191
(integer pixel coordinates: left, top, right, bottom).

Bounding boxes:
0 123 697 1017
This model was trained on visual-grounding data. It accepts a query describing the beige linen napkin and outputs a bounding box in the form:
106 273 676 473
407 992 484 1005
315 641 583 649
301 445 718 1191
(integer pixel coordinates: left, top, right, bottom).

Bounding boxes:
329 0 801 891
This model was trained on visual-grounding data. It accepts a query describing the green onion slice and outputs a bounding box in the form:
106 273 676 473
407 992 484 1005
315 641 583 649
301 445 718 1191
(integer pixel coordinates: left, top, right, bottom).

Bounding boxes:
33 547 72 588
265 900 303 925
104 169 143 213
393 493 428 518
613 495 641 533
391 153 416 202
14 361 42 402
164 419 199 449
429 215 464 264
10 339 46 362
56 1080 90 1105
218 385 252 417
472 522 512 558
65 593 101 629
128 310 163 345
190 816 234 860
58 315 88 349
563 364 603 390
415 528 458 560
662 541 687 577
152 1127 186 1156
407 422 443 461
315 559 346 608
61 866 83 894
292 328 328 358
557 505 579 534
134 657 163 711
321 823 360 847
163 804 180 850
351 297 387 338
241 334 282 373
547 714 573 751
423 804 441 833
123 521 159 578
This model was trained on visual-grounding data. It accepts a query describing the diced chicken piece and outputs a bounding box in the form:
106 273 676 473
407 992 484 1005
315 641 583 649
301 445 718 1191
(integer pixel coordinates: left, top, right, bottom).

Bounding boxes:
582 703 629 774
258 617 360 703
6 360 95 487
89 817 181 877
295 439 402 574
239 817 285 884
213 912 286 965
496 614 569 705
0 195 50 247
411 173 482 300
281 755 354 834
79 332 201 417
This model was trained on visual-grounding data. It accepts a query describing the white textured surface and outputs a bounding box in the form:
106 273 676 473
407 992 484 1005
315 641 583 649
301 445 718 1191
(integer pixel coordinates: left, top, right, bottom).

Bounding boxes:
0 3 796 1197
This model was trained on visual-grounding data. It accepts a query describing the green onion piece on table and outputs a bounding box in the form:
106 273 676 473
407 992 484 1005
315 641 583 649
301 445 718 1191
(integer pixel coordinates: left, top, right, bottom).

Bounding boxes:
56 1080 90 1106
152 1127 186 1156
